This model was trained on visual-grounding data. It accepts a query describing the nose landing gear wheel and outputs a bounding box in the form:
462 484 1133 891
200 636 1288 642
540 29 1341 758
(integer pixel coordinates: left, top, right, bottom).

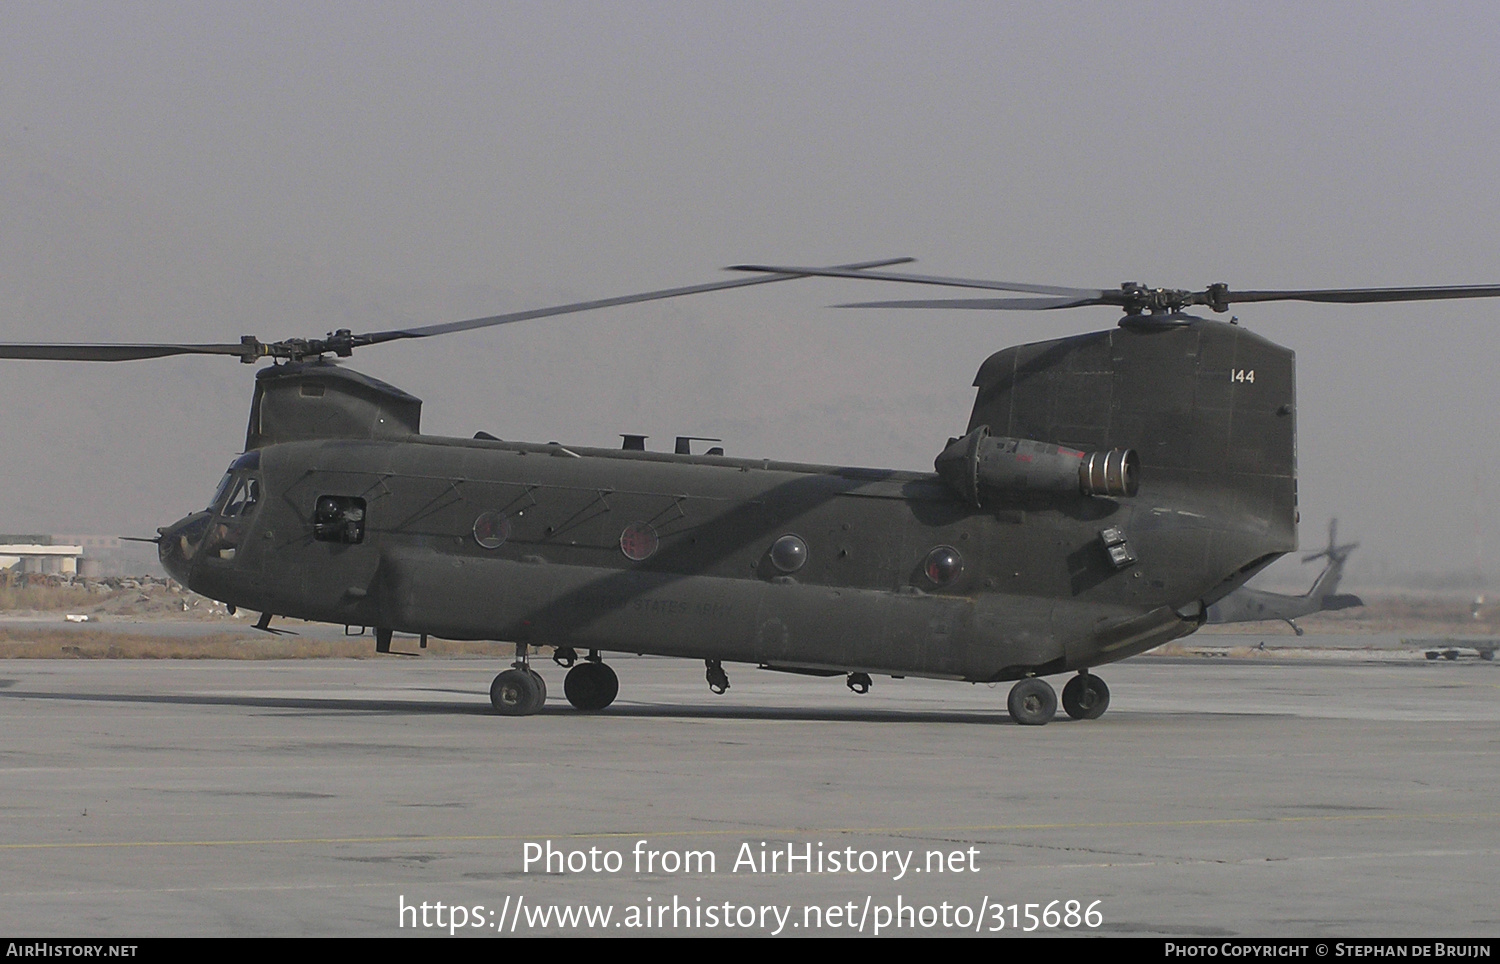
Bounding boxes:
564 661 619 711
1007 678 1057 726
1061 673 1110 720
491 668 544 716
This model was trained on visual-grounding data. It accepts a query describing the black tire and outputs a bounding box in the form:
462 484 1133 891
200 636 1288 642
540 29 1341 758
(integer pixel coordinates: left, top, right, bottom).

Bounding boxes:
1061 673 1110 720
490 669 542 716
527 669 548 705
564 661 620 711
1007 677 1057 726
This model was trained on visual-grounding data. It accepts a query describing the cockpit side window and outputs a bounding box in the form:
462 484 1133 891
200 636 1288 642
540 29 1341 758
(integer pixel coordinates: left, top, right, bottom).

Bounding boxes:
221 477 261 519
204 474 261 559
209 452 262 514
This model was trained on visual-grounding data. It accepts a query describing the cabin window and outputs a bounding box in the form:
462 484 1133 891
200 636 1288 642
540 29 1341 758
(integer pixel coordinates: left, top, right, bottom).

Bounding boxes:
770 534 808 573
473 511 511 549
620 522 659 561
313 495 366 544
924 546 964 587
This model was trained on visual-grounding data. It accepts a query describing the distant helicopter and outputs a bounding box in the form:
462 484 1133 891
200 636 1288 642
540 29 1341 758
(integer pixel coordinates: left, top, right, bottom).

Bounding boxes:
1205 518 1362 635
6 258 1500 724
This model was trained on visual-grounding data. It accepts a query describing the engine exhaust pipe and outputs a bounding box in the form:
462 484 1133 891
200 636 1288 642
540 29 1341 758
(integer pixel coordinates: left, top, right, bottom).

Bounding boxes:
1079 447 1139 498
934 426 1139 506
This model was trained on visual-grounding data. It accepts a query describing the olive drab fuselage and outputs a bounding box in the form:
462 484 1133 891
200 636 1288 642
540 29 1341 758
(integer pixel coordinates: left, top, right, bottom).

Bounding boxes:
159 316 1298 683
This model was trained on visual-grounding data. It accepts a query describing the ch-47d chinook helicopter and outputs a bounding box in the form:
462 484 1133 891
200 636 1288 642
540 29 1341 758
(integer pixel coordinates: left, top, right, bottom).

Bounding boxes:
5 260 1499 724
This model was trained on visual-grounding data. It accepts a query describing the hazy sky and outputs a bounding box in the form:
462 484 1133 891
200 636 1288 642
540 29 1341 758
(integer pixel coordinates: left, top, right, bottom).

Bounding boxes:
1 1 1497 583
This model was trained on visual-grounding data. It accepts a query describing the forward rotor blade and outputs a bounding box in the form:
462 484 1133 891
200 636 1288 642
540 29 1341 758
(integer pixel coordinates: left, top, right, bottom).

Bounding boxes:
836 296 1104 311
360 257 916 345
728 264 1103 299
1216 285 1500 307
1 258 916 363
0 343 252 362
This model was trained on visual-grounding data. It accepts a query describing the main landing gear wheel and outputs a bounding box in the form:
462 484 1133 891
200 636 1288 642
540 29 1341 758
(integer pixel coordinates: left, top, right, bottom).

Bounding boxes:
705 659 730 695
1007 678 1057 726
491 668 544 716
1061 673 1110 720
564 661 619 711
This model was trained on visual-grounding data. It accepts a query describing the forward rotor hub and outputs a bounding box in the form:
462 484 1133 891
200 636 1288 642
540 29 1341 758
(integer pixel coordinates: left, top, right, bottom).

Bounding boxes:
1117 283 1230 315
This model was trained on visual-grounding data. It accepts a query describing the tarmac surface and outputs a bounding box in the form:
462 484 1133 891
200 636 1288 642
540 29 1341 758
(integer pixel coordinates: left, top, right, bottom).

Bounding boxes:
1 641 1497 938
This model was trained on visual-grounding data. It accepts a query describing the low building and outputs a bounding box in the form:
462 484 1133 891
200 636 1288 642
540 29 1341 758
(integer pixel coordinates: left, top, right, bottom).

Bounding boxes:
0 534 128 576
0 543 86 575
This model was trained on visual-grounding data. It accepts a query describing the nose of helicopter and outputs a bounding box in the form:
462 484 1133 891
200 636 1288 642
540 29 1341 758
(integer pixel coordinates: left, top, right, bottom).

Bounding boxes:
157 510 213 584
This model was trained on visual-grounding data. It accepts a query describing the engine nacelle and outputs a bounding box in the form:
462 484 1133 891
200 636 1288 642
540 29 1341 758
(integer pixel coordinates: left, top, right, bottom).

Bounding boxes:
934 426 1138 506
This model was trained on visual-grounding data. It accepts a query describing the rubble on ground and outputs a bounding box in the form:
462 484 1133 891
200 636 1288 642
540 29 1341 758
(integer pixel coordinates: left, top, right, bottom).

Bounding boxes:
0 571 241 620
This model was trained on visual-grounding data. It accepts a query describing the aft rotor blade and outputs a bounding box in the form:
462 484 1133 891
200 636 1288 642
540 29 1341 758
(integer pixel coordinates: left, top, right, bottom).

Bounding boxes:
0 343 252 362
1216 284 1500 306
728 264 1104 299
737 267 1500 315
836 295 1106 311
360 257 917 345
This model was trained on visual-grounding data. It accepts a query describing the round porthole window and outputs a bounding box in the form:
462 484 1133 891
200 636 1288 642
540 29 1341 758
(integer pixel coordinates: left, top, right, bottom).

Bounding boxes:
769 534 808 573
620 522 659 561
924 545 964 586
473 512 511 549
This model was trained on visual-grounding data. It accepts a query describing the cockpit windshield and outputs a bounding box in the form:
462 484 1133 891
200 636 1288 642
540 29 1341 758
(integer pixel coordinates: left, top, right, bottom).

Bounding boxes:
209 472 236 512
